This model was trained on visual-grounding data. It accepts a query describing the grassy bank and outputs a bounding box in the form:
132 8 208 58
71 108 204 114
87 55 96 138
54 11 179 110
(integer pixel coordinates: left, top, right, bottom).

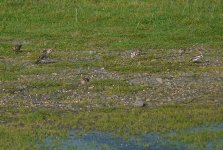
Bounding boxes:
0 0 222 52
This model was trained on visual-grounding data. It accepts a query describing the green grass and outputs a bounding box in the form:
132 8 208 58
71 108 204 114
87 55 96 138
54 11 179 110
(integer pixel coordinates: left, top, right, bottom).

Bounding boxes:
0 0 222 52
167 130 223 149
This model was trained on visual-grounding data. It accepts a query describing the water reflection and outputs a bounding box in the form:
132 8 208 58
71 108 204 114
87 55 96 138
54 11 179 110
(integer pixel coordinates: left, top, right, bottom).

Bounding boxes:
40 123 223 150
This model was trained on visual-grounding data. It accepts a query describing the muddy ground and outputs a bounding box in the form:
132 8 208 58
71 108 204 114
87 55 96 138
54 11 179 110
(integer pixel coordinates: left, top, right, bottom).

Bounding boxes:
0 48 223 111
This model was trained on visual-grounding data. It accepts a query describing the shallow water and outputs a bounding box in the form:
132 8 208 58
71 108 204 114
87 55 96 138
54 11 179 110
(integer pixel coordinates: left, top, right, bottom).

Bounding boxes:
40 123 223 150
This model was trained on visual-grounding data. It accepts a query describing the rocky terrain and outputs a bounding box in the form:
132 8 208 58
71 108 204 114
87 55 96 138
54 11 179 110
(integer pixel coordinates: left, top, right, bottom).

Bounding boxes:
1 47 222 111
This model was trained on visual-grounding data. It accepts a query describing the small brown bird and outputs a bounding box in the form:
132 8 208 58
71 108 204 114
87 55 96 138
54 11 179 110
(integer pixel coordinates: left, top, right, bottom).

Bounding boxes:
36 48 53 64
12 44 22 53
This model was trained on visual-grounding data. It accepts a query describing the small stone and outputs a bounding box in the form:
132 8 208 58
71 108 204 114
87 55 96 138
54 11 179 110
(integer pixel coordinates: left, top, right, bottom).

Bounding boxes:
16 85 27 91
146 98 151 102
156 78 163 84
178 48 186 55
167 97 171 102
131 49 141 58
133 100 146 107
52 73 57 76
89 51 95 54
37 59 56 64
88 86 94 89
151 59 157 62
165 81 171 86
0 120 7 124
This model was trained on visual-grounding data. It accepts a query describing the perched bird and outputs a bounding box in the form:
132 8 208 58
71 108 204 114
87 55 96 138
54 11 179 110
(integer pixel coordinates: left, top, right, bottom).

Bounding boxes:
12 44 22 53
36 48 53 64
131 49 141 58
192 51 203 63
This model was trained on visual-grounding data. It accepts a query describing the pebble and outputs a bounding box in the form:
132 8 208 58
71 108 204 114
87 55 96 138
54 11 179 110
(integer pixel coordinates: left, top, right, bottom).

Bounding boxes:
52 73 58 76
151 59 157 62
16 85 27 91
156 78 163 84
133 100 146 107
146 98 151 102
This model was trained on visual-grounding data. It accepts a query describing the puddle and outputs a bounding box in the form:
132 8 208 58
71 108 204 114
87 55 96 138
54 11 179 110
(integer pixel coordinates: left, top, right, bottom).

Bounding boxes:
40 131 183 150
39 122 223 150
